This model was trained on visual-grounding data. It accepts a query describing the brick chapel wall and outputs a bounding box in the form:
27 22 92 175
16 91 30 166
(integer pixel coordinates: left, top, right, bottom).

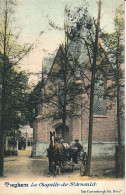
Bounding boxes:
36 118 56 142
33 119 38 142
33 94 118 144
33 103 118 143
37 119 47 141
70 115 81 142
34 117 82 144
81 101 117 142
120 114 125 143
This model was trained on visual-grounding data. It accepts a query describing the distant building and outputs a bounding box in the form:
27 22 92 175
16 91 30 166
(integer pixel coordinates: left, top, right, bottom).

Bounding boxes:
5 125 33 151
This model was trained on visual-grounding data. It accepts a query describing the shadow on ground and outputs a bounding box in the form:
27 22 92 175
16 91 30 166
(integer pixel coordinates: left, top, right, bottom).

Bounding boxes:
2 149 116 180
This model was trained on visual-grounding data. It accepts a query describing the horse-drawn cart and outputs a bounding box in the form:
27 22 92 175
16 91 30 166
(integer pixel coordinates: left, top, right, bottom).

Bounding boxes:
47 131 87 176
71 145 87 176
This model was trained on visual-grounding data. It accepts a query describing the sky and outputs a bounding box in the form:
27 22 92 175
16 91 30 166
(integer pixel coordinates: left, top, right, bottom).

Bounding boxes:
0 0 124 86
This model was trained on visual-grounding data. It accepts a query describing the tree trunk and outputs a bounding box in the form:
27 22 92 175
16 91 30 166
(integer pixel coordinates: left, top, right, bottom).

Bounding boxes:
0 0 8 176
87 0 101 176
116 35 121 146
62 14 68 141
62 50 67 140
0 61 6 176
117 83 121 146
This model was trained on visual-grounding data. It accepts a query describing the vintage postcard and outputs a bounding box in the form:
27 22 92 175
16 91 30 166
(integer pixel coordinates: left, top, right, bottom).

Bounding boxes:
0 0 125 194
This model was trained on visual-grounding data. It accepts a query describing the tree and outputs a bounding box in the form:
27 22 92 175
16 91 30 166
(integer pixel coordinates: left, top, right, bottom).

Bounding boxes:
26 80 43 126
42 44 83 142
65 0 102 175
43 2 107 176
39 7 85 142
87 0 101 176
0 0 32 176
5 69 29 131
100 4 124 146
68 2 124 176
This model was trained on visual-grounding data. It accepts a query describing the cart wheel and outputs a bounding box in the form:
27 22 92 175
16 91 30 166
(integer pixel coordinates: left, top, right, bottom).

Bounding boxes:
80 164 86 176
69 159 74 172
83 153 88 166
71 165 74 172
61 162 65 173
80 152 88 176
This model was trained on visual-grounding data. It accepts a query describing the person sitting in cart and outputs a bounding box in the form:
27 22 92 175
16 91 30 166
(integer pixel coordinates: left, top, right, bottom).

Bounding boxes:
74 139 83 152
61 138 70 149
72 139 83 163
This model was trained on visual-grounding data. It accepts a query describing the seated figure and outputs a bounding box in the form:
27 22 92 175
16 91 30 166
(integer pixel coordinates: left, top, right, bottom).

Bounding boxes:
74 139 83 152
60 138 70 149
73 139 83 163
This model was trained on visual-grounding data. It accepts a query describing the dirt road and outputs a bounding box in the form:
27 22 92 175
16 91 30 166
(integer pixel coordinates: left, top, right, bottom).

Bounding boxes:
0 149 125 195
1 148 116 181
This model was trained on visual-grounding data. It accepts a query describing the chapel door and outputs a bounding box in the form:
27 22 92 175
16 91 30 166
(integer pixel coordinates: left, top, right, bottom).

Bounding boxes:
55 125 69 143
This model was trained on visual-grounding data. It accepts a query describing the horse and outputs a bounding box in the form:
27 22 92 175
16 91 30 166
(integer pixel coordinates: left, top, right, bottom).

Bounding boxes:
47 131 63 175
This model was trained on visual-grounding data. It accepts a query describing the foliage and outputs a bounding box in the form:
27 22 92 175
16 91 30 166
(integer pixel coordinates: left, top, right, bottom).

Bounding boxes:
42 44 84 121
0 0 32 131
0 0 33 176
100 4 124 145
26 80 43 125
0 55 29 136
100 4 124 103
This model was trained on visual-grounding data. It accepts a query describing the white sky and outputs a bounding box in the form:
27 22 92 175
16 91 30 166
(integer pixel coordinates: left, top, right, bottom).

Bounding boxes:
0 0 124 86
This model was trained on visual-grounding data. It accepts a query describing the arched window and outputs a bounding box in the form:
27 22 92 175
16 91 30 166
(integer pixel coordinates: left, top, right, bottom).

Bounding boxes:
94 72 104 115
